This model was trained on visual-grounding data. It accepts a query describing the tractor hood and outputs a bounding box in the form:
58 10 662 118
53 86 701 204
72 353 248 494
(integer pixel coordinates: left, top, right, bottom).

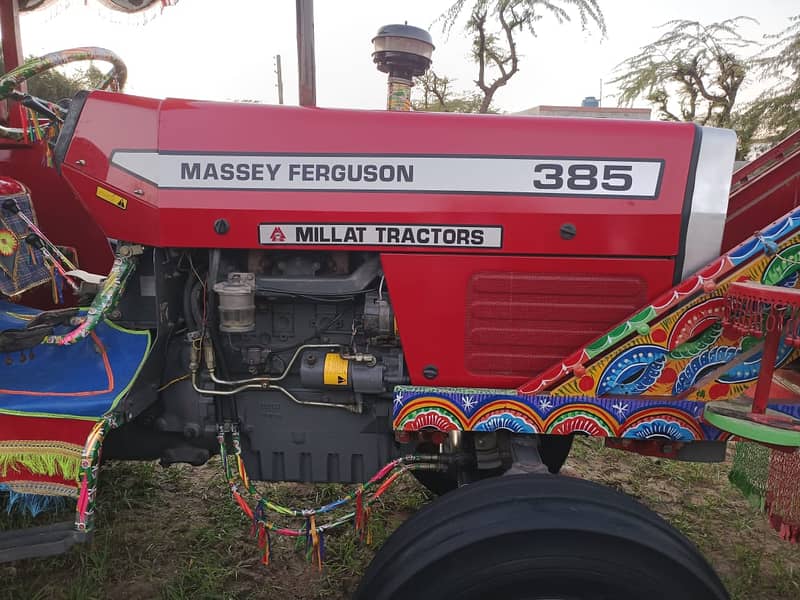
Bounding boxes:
57 91 735 279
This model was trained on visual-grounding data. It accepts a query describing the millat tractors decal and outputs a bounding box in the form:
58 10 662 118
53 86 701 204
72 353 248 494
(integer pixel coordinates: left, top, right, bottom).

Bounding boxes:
258 224 503 248
110 150 664 198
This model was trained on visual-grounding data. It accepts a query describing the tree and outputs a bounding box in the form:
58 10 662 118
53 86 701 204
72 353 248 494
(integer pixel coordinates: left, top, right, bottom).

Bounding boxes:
610 18 758 158
0 58 108 102
439 0 606 113
77 64 108 91
412 71 496 113
740 15 800 149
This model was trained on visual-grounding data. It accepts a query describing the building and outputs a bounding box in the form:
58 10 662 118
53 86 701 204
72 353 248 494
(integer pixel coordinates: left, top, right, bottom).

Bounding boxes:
515 97 651 120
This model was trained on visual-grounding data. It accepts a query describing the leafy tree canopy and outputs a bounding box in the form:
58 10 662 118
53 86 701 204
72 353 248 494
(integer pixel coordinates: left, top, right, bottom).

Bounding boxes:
612 15 800 158
412 71 498 113
0 56 107 102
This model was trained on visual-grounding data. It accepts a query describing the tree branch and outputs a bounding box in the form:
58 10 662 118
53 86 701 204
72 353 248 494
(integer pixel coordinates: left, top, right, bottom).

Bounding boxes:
474 11 490 95
431 74 450 110
657 99 682 122
478 5 520 112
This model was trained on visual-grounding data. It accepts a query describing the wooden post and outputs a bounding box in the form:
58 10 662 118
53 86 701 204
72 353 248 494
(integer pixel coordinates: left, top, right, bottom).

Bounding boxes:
753 316 782 414
296 0 316 107
0 0 24 124
275 54 284 105
0 0 24 72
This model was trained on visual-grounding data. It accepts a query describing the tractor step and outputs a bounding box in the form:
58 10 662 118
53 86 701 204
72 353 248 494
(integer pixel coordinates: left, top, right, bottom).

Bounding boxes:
0 521 90 563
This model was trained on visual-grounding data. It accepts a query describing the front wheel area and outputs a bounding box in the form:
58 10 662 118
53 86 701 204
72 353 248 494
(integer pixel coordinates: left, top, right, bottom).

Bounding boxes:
355 474 728 600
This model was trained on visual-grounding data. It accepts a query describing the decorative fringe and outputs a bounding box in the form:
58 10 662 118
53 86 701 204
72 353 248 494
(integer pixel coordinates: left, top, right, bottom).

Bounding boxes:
765 448 800 543
729 442 800 543
729 467 767 511
729 442 769 511
766 501 800 543
0 451 81 482
0 488 68 517
28 0 181 27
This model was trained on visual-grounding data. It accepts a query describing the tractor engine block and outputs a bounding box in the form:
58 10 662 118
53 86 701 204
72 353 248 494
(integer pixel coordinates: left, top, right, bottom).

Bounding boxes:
110 248 407 483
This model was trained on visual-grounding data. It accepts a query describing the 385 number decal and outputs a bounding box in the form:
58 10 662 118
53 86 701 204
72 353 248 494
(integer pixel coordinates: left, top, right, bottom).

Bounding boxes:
531 160 661 198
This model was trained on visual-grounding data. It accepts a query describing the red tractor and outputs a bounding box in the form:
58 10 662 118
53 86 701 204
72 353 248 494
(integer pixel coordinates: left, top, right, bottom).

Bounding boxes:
2 2 800 598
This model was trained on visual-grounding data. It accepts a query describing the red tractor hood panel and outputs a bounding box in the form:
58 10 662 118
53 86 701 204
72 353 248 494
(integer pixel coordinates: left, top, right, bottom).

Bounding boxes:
61 92 698 257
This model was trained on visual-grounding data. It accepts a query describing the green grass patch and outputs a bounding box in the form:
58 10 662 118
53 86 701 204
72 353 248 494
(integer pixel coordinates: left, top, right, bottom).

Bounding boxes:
1 441 799 599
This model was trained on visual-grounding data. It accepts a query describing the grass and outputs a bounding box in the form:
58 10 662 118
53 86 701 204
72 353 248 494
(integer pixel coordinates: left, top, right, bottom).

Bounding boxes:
1 439 799 599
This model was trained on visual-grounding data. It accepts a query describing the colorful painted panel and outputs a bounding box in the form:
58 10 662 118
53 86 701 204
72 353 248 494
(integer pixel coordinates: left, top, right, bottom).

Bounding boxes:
392 386 800 440
519 207 800 402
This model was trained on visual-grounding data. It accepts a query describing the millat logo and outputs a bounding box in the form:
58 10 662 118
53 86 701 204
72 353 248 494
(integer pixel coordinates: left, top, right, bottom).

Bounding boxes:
269 227 286 242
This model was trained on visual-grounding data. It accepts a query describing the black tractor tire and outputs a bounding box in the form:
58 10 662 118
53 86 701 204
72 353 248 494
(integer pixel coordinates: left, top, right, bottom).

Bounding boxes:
355 474 728 600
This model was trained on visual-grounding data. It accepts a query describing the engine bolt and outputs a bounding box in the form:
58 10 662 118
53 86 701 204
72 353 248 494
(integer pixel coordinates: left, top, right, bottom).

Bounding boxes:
423 365 438 380
214 218 230 235
560 223 577 240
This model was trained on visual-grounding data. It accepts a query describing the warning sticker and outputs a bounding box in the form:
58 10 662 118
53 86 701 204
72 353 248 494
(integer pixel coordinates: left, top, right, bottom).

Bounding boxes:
323 353 349 386
96 186 127 210
258 223 503 248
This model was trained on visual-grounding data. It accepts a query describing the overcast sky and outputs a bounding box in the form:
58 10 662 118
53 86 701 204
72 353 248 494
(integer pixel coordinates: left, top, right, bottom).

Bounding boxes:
16 0 800 112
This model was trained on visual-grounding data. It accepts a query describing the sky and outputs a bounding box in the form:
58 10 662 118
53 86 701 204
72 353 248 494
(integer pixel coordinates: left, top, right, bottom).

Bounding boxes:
14 0 800 113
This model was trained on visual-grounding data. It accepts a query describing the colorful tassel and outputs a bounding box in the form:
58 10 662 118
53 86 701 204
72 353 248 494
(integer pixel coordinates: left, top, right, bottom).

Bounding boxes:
317 530 325 569
263 527 271 565
354 486 363 534
218 427 440 568
1 489 68 517
76 476 89 520
362 506 373 545
251 502 264 537
236 454 250 491
372 469 405 501
255 521 271 565
232 490 253 520
309 514 322 571
53 268 64 304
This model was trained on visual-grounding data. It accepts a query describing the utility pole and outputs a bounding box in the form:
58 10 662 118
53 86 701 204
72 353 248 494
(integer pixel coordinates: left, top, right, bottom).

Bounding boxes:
296 0 316 107
275 54 284 105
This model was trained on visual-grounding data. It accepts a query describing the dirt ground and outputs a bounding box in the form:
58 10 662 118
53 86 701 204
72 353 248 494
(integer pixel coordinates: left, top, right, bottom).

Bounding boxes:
2 438 799 599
